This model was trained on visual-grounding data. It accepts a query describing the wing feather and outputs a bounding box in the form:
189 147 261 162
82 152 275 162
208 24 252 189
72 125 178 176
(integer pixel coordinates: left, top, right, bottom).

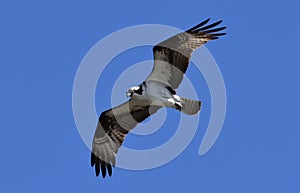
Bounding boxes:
91 19 226 178
147 19 226 89
91 99 161 178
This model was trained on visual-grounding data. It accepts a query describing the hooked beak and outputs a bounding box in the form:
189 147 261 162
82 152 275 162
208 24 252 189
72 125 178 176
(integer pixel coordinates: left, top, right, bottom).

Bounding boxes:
126 89 133 98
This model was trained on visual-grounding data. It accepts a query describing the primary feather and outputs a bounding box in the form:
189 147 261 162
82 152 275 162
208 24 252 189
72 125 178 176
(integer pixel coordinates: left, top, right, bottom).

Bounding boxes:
91 19 226 178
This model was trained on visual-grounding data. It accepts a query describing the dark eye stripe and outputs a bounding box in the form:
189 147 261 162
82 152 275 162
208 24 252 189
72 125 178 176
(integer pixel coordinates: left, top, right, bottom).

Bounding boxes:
135 85 143 95
135 82 146 95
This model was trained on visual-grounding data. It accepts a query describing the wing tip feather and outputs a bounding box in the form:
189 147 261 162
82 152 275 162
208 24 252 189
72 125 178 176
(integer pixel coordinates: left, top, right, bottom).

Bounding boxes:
187 18 226 37
186 18 211 32
91 151 114 178
91 152 95 167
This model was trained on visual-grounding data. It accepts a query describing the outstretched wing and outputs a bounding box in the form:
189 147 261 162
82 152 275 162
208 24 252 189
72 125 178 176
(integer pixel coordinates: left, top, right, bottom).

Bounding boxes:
91 99 161 178
147 18 226 89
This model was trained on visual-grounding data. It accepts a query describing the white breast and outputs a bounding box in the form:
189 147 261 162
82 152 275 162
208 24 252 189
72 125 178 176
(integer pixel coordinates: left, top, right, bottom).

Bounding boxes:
143 81 172 103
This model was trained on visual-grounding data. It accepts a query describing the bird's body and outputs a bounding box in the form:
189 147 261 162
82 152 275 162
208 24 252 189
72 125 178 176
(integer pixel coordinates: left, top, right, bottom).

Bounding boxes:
90 18 227 178
129 81 179 109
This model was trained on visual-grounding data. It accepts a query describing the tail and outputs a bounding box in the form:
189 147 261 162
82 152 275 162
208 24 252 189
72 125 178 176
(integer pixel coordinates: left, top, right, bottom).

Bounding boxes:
176 97 201 115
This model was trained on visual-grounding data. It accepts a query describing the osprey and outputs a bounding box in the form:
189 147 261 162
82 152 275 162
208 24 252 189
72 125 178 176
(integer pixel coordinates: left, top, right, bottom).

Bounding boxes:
91 18 226 178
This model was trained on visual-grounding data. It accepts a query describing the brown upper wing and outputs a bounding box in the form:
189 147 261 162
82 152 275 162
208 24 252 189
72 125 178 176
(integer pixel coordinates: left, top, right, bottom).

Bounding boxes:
147 18 226 89
91 99 161 178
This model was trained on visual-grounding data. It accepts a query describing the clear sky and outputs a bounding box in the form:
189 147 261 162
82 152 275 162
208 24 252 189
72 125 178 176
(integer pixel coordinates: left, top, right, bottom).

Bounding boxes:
1 0 300 192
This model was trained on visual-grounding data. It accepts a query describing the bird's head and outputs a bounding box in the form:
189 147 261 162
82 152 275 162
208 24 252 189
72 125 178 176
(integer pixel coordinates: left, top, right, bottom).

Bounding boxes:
126 84 144 98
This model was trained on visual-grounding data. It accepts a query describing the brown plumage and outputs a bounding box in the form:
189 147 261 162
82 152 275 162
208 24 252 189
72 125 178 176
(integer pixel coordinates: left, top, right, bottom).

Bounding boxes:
91 18 226 178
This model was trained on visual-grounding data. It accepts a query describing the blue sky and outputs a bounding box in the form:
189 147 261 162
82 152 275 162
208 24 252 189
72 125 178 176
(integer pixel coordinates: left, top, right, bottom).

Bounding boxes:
1 0 300 192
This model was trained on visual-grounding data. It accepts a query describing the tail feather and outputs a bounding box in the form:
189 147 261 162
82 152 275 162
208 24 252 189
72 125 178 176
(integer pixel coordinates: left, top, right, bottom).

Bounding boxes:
178 97 201 115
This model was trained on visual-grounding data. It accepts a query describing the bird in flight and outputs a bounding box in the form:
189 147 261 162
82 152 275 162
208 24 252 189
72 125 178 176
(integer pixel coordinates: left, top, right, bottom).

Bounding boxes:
91 18 226 178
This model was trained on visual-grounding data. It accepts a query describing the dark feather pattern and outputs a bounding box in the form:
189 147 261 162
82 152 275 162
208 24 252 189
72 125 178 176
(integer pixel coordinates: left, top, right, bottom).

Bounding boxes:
91 99 161 178
91 18 226 178
147 19 226 89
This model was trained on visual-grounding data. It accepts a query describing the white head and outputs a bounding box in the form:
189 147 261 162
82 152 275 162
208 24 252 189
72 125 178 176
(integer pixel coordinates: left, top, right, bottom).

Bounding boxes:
126 82 145 98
